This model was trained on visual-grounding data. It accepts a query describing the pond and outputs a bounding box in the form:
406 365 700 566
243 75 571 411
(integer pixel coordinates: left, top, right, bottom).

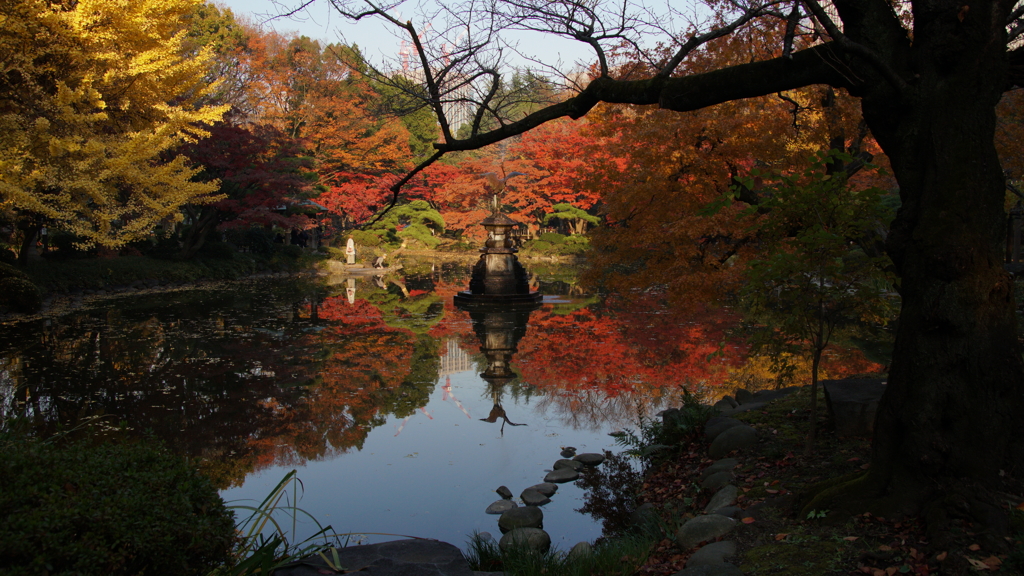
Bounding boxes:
0 259 884 551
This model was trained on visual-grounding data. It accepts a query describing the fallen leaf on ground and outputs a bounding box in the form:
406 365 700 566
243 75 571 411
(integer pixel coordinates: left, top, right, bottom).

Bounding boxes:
969 544 981 551
966 557 992 570
844 536 859 541
982 556 1001 567
775 533 788 540
936 552 948 562
742 517 756 524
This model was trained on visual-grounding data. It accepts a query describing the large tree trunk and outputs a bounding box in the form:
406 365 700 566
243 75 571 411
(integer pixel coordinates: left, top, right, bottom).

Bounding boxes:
178 206 221 260
821 10 1024 527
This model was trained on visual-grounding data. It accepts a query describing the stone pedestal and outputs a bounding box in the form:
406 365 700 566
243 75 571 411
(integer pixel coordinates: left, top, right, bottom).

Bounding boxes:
454 212 541 307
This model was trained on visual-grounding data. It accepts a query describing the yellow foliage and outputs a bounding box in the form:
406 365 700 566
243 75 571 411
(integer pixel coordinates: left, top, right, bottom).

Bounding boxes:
722 354 818 398
0 0 227 247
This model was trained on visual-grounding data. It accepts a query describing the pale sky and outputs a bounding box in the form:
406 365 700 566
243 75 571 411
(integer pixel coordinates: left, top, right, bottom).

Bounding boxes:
216 0 597 71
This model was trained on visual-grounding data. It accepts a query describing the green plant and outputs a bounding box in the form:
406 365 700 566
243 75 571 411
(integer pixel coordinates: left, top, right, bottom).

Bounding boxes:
216 470 338 575
463 529 653 576
349 229 383 247
527 240 552 253
218 470 429 576
806 509 829 520
611 390 715 467
0 439 236 576
538 232 567 245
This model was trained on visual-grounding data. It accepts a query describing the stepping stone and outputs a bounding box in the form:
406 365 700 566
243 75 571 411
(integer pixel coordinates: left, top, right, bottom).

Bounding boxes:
704 485 738 514
496 485 513 499
526 483 558 497
676 515 737 549
823 378 887 437
554 458 584 471
520 489 551 506
499 527 551 553
485 499 517 514
708 424 758 458
544 468 579 483
498 506 543 533
572 453 605 466
560 447 577 458
687 540 737 567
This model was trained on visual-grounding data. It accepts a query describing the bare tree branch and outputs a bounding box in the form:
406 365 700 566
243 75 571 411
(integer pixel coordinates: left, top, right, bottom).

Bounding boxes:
801 0 909 92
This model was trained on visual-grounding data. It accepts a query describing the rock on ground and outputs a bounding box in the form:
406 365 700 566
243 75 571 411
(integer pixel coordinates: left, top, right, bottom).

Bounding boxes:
822 378 887 437
495 485 513 499
700 470 735 492
705 418 744 442
704 485 738 514
734 389 754 405
567 541 593 561
699 458 739 481
272 539 476 576
676 515 737 549
687 541 737 568
708 425 758 459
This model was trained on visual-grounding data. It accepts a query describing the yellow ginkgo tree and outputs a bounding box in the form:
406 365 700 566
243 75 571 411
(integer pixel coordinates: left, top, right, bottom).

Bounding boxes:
0 0 227 262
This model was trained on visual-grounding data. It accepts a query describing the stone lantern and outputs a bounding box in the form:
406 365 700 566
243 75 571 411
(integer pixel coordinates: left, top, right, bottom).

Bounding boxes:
454 213 542 306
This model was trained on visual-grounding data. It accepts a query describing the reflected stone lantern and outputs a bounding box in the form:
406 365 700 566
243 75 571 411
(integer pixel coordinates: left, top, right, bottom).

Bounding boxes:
454 213 543 306
457 302 540 433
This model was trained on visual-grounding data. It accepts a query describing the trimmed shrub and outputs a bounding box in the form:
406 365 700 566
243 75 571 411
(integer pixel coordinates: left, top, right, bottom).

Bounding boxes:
0 262 29 281
349 230 383 247
397 223 441 249
528 240 552 253
274 244 303 259
558 235 591 255
0 277 42 312
538 232 566 245
0 440 236 576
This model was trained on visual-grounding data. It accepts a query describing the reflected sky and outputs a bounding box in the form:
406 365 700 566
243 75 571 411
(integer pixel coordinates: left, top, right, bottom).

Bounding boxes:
0 261 884 549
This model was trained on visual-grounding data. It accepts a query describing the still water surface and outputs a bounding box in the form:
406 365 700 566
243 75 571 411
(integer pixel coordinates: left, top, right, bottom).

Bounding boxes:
0 261 781 549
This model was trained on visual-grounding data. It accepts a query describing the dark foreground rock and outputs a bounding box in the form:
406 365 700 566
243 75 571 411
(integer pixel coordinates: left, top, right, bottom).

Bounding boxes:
272 539 475 576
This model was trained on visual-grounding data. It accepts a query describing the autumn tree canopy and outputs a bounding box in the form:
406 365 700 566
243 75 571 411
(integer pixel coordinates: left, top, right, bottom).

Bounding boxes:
0 0 228 261
318 0 1024 528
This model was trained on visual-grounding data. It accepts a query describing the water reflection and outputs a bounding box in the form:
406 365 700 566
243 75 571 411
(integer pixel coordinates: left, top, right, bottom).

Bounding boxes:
460 303 541 434
0 263 885 546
